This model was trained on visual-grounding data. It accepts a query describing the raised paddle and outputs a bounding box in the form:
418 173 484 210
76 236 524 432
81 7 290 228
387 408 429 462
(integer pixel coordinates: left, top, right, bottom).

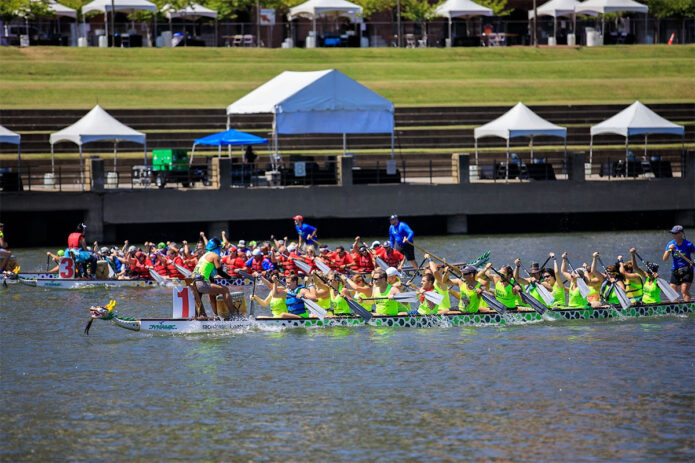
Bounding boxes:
314 273 373 320
565 257 591 299
237 270 259 316
519 263 554 305
596 256 631 310
490 266 547 315
175 263 193 278
670 248 694 267
634 251 680 302
148 268 169 286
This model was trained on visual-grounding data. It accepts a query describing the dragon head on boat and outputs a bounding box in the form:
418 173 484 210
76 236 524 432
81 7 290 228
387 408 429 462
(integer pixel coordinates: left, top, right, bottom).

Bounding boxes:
85 300 117 335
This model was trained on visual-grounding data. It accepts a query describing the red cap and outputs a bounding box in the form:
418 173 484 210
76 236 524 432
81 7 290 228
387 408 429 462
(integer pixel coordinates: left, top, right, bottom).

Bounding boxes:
293 215 303 221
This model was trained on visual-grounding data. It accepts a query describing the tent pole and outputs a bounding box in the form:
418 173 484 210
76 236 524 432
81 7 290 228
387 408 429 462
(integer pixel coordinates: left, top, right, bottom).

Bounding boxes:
51 144 55 174
644 12 647 44
113 141 117 173
390 131 394 159
227 115 231 157
448 17 452 46
644 134 647 159
17 145 21 181
218 145 221 159
554 16 557 39
342 133 346 156
215 18 218 47
530 135 534 161
589 135 593 166
191 144 196 166
505 138 510 184
563 138 567 180
273 112 279 170
625 136 629 176
79 144 84 189
474 138 478 166
144 141 147 167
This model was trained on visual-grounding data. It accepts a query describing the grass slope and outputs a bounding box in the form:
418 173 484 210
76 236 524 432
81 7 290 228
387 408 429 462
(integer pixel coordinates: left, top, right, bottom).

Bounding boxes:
1 45 694 108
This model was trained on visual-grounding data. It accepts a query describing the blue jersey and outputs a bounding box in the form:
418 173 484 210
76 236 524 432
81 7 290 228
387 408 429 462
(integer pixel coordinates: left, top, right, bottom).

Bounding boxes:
296 223 318 244
666 239 695 270
389 221 414 247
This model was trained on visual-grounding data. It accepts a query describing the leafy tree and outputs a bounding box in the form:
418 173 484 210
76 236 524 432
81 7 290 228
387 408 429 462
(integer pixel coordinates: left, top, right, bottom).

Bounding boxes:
355 0 396 18
476 0 512 17
0 0 52 21
646 0 695 18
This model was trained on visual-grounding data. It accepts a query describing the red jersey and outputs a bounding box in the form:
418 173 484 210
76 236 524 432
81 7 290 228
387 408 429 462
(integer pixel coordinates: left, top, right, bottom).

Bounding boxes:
380 248 404 268
352 253 374 273
330 252 353 273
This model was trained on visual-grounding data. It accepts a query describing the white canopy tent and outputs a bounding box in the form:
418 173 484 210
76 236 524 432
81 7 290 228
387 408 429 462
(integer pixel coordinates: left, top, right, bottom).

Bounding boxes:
589 101 685 167
474 102 567 181
81 0 157 44
48 0 77 18
289 0 363 39
162 3 218 47
528 0 581 38
575 0 648 39
226 69 394 165
0 124 21 177
49 105 147 175
434 0 493 45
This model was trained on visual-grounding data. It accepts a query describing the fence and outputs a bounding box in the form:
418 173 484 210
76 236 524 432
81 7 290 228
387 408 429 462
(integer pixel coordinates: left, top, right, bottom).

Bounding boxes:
3 17 693 49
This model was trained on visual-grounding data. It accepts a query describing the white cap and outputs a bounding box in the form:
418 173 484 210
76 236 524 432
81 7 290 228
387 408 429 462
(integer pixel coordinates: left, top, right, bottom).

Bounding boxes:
100 247 109 253
253 248 262 256
238 240 246 246
371 241 381 248
386 267 401 278
288 244 297 251
128 245 137 252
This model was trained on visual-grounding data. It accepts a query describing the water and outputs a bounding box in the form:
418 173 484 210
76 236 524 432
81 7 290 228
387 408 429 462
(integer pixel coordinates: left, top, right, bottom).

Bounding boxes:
2 230 694 461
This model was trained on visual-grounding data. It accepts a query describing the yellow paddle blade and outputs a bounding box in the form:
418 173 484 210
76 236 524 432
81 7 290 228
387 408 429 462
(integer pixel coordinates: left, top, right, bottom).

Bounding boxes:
105 300 117 313
13 266 20 274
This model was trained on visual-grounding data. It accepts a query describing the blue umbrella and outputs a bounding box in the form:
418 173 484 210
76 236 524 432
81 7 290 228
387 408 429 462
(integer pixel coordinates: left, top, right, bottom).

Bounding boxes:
191 129 268 165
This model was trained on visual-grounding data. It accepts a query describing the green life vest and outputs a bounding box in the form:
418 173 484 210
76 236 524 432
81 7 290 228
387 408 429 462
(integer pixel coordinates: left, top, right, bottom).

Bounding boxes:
433 282 451 310
193 255 216 281
568 286 588 308
269 297 288 317
330 285 351 314
642 278 661 304
495 281 517 309
551 283 566 307
624 277 644 302
374 284 400 316
601 282 621 305
458 281 482 313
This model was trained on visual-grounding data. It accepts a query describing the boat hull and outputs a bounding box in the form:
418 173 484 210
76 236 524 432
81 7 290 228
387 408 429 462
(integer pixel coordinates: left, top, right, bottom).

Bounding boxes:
21 278 157 289
108 302 695 334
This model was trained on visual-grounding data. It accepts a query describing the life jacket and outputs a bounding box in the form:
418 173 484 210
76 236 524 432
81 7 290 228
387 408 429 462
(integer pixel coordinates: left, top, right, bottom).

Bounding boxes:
67 232 83 249
130 257 152 278
153 256 167 274
381 249 403 267
331 252 352 273
248 257 267 273
166 256 185 279
286 285 307 315
184 257 197 271
224 256 247 277
279 254 298 275
354 254 374 273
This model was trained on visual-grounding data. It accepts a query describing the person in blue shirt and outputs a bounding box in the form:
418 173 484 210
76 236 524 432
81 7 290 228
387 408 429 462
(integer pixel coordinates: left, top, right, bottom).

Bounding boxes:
388 214 417 269
663 225 694 301
293 215 318 248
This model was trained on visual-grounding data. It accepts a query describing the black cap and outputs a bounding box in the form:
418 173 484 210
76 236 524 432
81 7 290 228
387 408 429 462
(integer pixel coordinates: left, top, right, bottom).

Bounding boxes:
389 214 398 222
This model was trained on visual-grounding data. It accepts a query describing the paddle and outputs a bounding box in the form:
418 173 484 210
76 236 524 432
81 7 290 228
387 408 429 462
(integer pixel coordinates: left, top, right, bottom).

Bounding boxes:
293 257 332 276
597 256 631 310
490 266 547 315
519 263 554 305
361 291 420 304
148 268 169 285
634 251 680 302
479 291 508 315
46 254 50 272
315 273 373 320
175 263 193 278
670 248 695 267
565 257 591 299
375 256 390 271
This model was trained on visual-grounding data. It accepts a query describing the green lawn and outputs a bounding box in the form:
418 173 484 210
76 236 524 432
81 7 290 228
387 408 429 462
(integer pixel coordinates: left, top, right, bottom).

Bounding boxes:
1 45 694 108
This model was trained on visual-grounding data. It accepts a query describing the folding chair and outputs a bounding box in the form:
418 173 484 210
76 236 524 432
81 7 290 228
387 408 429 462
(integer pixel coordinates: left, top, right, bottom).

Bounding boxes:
243 34 255 47
232 35 242 47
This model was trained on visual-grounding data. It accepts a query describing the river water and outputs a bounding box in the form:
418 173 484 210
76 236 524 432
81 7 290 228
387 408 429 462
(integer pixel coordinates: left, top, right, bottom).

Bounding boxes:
1 230 694 461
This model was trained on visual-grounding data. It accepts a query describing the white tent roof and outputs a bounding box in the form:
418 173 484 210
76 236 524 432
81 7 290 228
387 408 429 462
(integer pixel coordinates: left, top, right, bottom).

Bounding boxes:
289 0 363 22
163 3 217 19
227 69 393 134
575 0 647 14
49 0 77 18
435 0 493 18
50 105 146 146
82 0 157 14
529 0 579 18
474 102 567 140
590 101 684 137
0 124 21 145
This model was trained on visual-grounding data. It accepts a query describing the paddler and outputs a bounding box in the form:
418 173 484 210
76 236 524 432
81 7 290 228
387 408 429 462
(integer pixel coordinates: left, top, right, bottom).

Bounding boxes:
0 223 12 272
46 249 64 273
447 265 492 314
370 268 405 316
560 253 589 308
66 223 96 277
416 273 440 315
377 241 405 270
310 271 332 314
618 250 643 304
513 260 547 308
422 255 452 311
542 253 567 307
385 266 403 290
293 215 318 248
254 272 289 318
663 225 694 302
630 252 661 304
483 263 520 310
192 237 235 318
327 272 352 316
279 274 317 318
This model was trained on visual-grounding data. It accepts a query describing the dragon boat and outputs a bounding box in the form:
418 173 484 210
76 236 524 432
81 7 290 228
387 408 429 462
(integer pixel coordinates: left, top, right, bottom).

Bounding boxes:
86 299 695 335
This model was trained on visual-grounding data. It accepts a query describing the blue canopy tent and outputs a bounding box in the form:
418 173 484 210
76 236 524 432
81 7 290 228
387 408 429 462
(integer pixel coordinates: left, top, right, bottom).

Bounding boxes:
190 129 268 166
